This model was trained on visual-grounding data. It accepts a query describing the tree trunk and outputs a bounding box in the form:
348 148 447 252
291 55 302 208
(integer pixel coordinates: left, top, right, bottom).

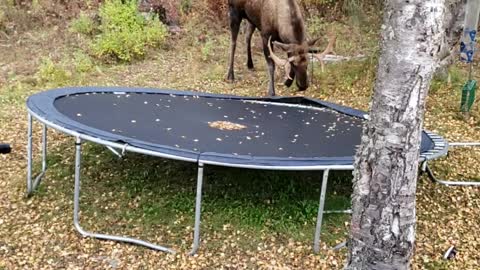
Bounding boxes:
436 0 466 77
345 1 446 269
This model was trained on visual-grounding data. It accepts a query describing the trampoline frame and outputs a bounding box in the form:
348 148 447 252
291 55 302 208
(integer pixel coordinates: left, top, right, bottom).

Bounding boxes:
25 88 450 255
26 110 354 255
421 142 480 187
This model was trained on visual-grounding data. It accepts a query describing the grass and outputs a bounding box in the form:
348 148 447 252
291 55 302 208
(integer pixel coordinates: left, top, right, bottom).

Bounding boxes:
430 65 468 95
40 142 352 248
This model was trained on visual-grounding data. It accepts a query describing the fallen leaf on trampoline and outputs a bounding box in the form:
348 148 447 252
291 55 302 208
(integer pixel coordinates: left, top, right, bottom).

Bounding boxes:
208 121 247 131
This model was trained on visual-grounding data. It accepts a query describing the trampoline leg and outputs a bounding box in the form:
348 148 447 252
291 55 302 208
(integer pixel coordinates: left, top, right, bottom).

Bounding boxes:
314 169 329 253
27 114 48 196
421 142 480 187
189 163 205 256
424 161 480 187
73 137 175 254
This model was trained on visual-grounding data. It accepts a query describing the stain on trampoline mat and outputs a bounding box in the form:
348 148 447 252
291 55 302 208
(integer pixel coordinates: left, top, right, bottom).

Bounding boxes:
208 121 247 131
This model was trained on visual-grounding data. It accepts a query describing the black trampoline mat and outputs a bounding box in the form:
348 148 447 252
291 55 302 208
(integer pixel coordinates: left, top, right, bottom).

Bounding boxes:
53 92 365 159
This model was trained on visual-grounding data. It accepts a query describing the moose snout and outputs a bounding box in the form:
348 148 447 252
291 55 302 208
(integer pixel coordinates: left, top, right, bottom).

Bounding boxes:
297 83 308 91
296 74 309 91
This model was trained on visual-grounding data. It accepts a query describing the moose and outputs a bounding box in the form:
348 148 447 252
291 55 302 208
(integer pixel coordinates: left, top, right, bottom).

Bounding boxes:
226 0 335 96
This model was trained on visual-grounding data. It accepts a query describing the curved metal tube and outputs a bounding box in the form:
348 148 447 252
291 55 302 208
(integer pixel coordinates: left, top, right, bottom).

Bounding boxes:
73 137 175 254
323 209 352 214
423 142 480 187
449 142 480 147
26 114 48 196
424 163 480 187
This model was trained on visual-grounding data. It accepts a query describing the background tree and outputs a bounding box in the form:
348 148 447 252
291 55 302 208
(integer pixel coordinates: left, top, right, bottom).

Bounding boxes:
346 0 447 269
437 0 466 76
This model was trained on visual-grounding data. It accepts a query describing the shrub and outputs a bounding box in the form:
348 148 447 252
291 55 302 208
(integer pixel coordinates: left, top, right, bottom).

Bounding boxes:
201 38 214 62
180 0 192 14
69 12 95 35
36 57 71 85
92 0 168 62
73 51 95 73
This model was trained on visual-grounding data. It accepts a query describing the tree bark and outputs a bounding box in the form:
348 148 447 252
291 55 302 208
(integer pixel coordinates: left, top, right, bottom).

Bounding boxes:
436 0 466 77
345 1 446 269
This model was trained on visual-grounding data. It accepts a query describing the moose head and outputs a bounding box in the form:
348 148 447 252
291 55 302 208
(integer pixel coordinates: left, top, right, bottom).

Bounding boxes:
267 37 325 91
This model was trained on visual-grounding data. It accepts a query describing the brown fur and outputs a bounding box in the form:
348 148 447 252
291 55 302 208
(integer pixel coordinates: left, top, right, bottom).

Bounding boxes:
227 0 317 96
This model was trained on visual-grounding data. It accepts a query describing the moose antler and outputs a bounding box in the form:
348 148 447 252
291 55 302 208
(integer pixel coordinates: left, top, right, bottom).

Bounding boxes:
312 33 337 72
267 36 293 80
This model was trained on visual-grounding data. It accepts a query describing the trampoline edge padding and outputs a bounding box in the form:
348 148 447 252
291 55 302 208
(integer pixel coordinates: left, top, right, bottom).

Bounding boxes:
420 131 449 162
26 86 448 169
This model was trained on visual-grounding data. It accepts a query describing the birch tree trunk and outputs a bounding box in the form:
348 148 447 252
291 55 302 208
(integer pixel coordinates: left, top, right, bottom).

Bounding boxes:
345 1 446 269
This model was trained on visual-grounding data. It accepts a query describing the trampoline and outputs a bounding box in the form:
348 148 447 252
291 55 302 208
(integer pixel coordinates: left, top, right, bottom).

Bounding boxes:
26 87 448 254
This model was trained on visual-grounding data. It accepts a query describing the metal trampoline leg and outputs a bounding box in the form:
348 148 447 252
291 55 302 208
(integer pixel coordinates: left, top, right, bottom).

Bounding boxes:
314 169 329 253
189 163 205 256
424 161 480 187
73 137 175 254
421 142 480 187
27 114 48 196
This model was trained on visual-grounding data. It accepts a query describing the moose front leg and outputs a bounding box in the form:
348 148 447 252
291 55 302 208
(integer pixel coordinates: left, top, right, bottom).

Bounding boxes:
246 22 256 70
262 37 276 96
226 7 242 82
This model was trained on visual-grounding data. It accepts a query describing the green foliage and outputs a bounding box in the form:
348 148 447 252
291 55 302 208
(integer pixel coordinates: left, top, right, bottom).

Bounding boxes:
448 65 466 86
69 13 95 35
342 0 365 26
92 0 168 62
73 51 95 73
0 82 32 106
36 57 71 85
201 38 214 62
431 66 466 94
306 16 326 38
181 0 192 14
33 53 98 90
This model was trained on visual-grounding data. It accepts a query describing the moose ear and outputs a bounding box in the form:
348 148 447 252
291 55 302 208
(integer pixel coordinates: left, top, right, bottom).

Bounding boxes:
307 37 321 47
273 41 293 52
